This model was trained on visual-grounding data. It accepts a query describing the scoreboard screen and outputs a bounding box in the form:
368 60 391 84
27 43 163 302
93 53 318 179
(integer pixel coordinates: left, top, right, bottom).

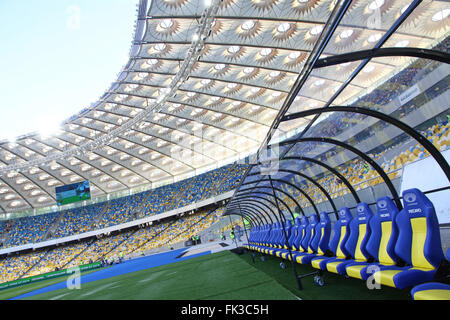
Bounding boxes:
55 180 91 206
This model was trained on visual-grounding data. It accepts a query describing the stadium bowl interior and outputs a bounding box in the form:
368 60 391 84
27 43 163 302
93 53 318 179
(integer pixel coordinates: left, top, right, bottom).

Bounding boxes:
0 0 449 301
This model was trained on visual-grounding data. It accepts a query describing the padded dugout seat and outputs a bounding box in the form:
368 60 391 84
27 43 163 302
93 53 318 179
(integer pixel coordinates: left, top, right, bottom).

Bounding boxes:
264 222 283 254
325 203 373 275
345 196 400 280
311 208 353 270
410 248 450 300
411 282 450 300
292 215 318 264
248 224 271 252
280 216 310 261
253 224 270 253
260 222 278 254
371 189 445 289
274 218 301 259
294 212 331 265
267 220 292 256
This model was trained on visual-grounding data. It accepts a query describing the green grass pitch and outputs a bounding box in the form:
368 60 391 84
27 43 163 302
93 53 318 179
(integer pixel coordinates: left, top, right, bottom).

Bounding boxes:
14 251 297 300
2 249 412 300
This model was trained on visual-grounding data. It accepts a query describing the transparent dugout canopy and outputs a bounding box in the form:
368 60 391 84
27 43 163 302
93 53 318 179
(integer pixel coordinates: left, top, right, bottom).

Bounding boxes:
224 0 450 227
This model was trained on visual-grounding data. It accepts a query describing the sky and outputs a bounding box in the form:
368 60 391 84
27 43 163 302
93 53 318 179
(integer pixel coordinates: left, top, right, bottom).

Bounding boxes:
0 0 140 141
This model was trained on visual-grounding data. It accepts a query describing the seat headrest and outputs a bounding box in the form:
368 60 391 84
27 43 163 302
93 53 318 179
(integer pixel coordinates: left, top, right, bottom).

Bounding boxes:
300 216 308 226
319 211 330 224
308 214 319 226
338 207 353 224
402 188 433 218
376 196 399 221
355 202 373 223
294 217 302 225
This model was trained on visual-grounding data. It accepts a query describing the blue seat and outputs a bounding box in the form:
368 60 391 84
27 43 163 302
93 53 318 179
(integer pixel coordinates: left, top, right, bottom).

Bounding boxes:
372 189 445 289
311 207 353 270
345 196 400 280
256 221 287 255
268 220 292 256
276 216 310 261
292 215 318 264
264 222 280 254
294 212 331 265
275 217 301 259
410 282 450 300
254 225 268 250
252 224 272 252
325 202 373 275
281 216 311 261
244 226 257 249
260 223 276 254
245 225 259 250
267 221 286 254
410 248 450 300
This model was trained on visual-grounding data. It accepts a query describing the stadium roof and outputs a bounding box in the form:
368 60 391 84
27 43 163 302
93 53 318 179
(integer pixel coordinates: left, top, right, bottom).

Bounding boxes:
0 0 448 213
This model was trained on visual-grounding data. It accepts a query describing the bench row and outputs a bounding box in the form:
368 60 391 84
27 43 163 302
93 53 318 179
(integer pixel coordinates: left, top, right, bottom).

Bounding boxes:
244 188 450 300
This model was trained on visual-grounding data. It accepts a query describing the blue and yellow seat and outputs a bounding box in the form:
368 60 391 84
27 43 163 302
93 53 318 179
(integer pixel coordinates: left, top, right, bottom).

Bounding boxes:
411 282 450 300
252 224 271 253
310 208 353 270
371 189 445 289
282 216 310 261
269 220 292 256
263 222 281 254
275 218 301 259
410 248 450 300
345 196 400 280
273 216 310 261
292 215 318 264
294 212 331 265
325 203 373 275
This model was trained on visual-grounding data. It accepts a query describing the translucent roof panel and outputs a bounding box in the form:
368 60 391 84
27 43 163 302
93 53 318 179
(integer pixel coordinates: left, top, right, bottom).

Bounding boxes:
225 1 449 224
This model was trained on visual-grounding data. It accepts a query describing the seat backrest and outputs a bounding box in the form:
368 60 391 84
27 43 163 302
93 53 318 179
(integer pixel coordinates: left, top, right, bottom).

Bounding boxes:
255 224 267 243
262 224 272 244
272 222 281 246
328 207 353 259
298 216 311 252
279 220 292 247
287 218 301 248
292 217 307 251
276 221 285 246
307 215 320 253
310 212 331 255
263 223 271 244
317 212 331 255
345 203 373 262
249 226 258 242
366 196 399 265
256 226 264 243
395 188 445 270
268 222 279 246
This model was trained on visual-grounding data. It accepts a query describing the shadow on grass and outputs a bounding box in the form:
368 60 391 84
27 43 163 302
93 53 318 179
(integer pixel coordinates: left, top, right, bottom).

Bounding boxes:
234 250 412 300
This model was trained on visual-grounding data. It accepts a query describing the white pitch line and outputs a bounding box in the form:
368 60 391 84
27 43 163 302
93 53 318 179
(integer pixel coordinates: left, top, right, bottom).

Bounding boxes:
138 270 167 283
80 282 118 297
49 292 71 300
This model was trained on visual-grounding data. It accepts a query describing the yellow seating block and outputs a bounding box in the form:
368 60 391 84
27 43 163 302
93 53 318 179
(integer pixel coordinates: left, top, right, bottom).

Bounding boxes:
413 289 450 300
372 269 403 288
